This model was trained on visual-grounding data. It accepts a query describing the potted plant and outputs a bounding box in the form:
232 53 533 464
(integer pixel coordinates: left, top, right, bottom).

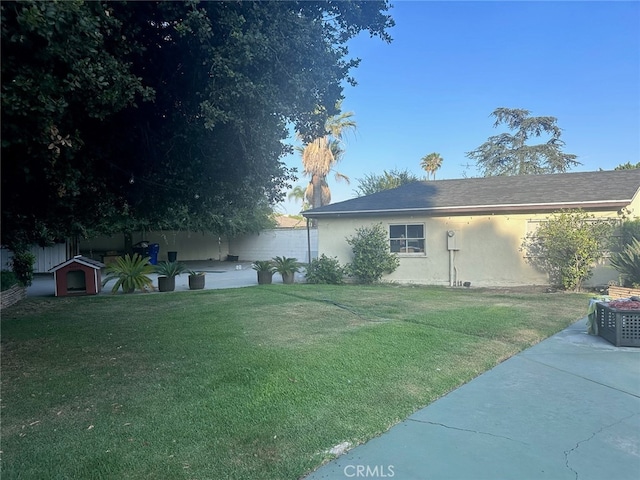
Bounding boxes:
102 253 155 294
252 260 275 285
272 256 300 284
155 261 186 292
188 270 206 290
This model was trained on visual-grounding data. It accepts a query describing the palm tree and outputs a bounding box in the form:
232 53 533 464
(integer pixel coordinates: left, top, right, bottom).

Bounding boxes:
300 104 356 210
420 152 443 180
287 185 310 212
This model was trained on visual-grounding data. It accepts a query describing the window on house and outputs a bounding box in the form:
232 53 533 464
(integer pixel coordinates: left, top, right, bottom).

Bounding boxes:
390 224 425 254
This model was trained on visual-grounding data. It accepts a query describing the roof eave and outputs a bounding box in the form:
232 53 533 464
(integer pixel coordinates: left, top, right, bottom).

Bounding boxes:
303 200 631 218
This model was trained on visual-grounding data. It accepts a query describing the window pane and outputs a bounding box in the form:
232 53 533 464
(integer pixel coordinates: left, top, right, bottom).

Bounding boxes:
390 239 403 252
408 239 425 252
389 225 406 239
406 224 424 239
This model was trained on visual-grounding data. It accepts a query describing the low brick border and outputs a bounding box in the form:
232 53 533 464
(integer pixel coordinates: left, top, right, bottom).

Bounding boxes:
1 284 27 310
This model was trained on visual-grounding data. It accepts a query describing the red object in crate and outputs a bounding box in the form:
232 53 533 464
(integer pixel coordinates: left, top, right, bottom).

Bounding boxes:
608 299 640 310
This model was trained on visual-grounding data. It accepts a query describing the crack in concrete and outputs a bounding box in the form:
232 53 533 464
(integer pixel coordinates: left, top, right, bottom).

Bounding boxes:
408 418 529 445
563 412 638 480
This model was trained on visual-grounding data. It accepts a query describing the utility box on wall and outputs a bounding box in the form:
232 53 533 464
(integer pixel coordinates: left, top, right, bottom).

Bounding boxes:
50 256 105 297
447 230 460 251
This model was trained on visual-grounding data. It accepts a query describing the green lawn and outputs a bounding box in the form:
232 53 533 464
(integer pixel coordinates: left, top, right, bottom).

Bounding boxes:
1 285 588 479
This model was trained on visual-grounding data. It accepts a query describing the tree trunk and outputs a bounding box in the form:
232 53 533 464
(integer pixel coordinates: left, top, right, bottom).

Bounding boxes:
311 174 324 210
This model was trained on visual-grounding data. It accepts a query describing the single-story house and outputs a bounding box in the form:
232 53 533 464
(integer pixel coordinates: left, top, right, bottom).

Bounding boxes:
302 170 640 288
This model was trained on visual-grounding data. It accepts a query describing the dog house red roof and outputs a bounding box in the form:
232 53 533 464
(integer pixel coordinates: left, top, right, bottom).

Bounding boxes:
49 255 105 297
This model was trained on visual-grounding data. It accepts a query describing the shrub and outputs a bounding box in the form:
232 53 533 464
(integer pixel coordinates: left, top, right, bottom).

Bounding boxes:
1 271 19 291
620 219 640 246
102 253 155 294
155 261 187 278
10 248 36 287
272 256 300 275
610 238 640 287
521 210 614 291
251 260 275 273
346 223 399 284
305 254 345 284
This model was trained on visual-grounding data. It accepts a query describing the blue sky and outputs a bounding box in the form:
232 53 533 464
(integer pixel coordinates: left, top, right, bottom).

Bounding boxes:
279 0 640 214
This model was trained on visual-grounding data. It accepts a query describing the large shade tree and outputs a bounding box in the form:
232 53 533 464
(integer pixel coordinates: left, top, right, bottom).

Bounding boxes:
466 108 580 177
1 1 393 254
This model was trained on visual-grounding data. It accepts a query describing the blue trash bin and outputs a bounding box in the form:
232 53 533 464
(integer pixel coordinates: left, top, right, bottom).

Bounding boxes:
148 243 160 265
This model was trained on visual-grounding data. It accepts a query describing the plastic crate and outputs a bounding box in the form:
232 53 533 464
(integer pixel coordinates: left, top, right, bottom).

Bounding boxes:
595 302 640 347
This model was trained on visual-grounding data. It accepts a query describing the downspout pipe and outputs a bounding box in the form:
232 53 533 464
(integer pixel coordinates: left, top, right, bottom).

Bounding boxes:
306 217 312 265
449 250 455 287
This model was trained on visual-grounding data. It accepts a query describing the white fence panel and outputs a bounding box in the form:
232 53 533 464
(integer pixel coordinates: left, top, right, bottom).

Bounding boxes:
1 243 67 273
232 228 318 263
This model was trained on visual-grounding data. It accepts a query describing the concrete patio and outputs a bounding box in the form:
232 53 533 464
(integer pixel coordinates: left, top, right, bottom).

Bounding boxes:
306 318 640 480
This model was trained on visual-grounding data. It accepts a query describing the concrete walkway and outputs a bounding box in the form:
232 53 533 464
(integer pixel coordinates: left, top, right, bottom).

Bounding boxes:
306 318 640 480
26 260 301 297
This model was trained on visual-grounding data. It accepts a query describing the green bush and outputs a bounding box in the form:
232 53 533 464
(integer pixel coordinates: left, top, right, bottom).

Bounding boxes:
610 238 640 288
272 256 300 275
102 254 155 294
619 219 640 248
346 223 399 284
155 261 187 278
251 260 275 273
1 270 19 291
305 254 345 284
521 210 614 291
10 249 36 287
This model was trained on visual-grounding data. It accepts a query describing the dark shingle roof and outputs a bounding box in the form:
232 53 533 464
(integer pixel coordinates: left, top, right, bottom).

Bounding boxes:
303 170 640 217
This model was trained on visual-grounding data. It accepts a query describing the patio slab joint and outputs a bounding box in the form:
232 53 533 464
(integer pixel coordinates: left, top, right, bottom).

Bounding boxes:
519 354 640 399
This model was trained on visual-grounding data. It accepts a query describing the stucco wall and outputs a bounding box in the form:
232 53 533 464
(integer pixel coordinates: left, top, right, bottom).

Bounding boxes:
79 231 230 262
316 209 632 288
78 228 317 263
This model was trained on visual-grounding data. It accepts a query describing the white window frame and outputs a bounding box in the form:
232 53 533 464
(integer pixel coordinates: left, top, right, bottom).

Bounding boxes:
389 223 426 256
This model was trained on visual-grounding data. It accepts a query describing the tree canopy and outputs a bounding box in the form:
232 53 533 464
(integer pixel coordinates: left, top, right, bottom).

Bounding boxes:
1 0 393 249
466 108 580 177
614 162 640 170
354 168 421 197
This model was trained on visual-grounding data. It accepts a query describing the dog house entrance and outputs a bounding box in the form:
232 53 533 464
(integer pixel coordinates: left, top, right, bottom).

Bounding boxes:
66 270 86 293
